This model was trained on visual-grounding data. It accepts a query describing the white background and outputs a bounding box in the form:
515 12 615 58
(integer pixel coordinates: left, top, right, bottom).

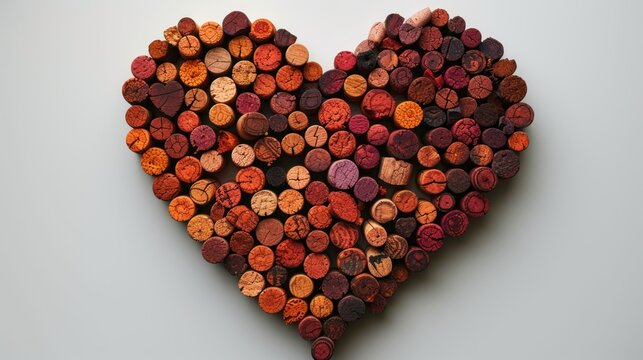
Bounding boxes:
1 0 642 359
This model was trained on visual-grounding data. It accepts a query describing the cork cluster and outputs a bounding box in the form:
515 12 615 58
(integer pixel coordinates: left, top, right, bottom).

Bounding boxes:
122 7 534 360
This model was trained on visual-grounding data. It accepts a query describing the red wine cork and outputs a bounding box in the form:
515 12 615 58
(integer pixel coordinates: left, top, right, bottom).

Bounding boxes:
398 23 421 46
389 67 413 93
416 223 445 252
328 191 361 224
338 295 366 322
229 230 254 255
319 69 348 97
255 218 284 246
327 159 359 190
266 265 289 286
461 191 490 218
283 297 309 324
353 176 379 203
223 254 247 276
235 92 261 114
254 136 281 165
148 39 172 61
337 248 366 276
392 189 418 213
305 181 330 205
405 246 430 272
306 230 330 253
328 131 356 159
508 131 529 152
417 145 441 168
417 169 447 195
505 102 534 128
131 55 156 81
152 173 181 201
304 253 330 280
281 133 305 156
276 238 306 268
303 61 323 82
275 65 304 92
433 193 456 213
249 18 275 43
334 50 357 71
321 271 349 300
452 118 481 145
385 234 409 260
361 89 395 120
318 98 351 131
222 11 250 36
353 144 380 170
323 317 346 341
299 316 323 341
236 166 265 193
122 78 149 104
282 217 307 240
394 217 417 239
125 105 150 128
470 167 498 192
248 245 275 272
270 91 296 115
399 49 420 70
351 273 380 302
311 337 334 360
444 141 470 166
258 286 287 314
304 148 332 173
202 236 229 264
387 129 420 160
441 210 469 237
308 205 332 230
366 124 389 146
126 128 151 153
492 150 520 179
368 67 389 89
253 73 277 100
299 88 323 114
329 221 359 250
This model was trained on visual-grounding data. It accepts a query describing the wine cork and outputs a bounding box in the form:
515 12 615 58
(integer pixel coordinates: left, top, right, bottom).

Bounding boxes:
461 191 490 218
386 129 420 160
248 245 275 272
343 74 368 101
235 92 261 114
226 205 259 233
283 298 308 325
321 271 349 301
208 103 235 128
415 199 438 225
304 253 330 280
308 205 332 230
368 125 392 146
149 117 174 141
368 67 389 88
330 221 359 249
177 35 202 59
177 17 199 36
238 112 269 139
288 111 309 132
198 21 223 46
304 125 328 148
216 130 239 154
433 193 456 212
417 145 441 168
353 144 380 170
210 76 237 104
231 60 257 87
175 156 202 184
275 65 304 92
253 73 277 99
305 181 329 205
327 159 359 190
210 202 226 221
163 26 181 46
392 189 418 213
328 131 357 159
201 236 229 264
416 223 445 252
395 217 417 239
338 295 365 322
328 191 361 224
148 40 172 61
200 150 225 173
492 150 520 179
281 133 305 156
310 295 334 319
306 229 330 253
378 157 412 186
125 105 150 128
238 270 265 297
168 195 196 222
285 43 309 66
249 18 275 43
230 144 255 167
337 248 366 276
215 182 242 208
229 230 254 255
250 189 278 216
189 179 217 205
187 214 215 241
131 55 156 81
371 199 398 224
318 98 351 131
205 47 232 75
366 247 393 278
266 265 289 287
214 218 234 237
298 316 323 341
278 189 304 215
323 316 347 342
122 78 149 104
228 35 254 59
303 61 323 82
405 247 430 272
385 234 409 260
350 273 380 303
254 137 282 165
224 254 248 276
286 166 311 190
270 91 296 114
236 166 265 194
276 239 306 268
258 287 287 314
284 214 310 241
363 219 387 247
140 147 169 176
152 173 181 201
164 133 188 159
126 128 151 153
393 101 423 129
256 218 284 246
177 111 199 133
508 131 529 152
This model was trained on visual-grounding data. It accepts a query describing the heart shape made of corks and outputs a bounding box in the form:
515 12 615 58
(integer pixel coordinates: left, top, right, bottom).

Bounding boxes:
122 8 534 360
